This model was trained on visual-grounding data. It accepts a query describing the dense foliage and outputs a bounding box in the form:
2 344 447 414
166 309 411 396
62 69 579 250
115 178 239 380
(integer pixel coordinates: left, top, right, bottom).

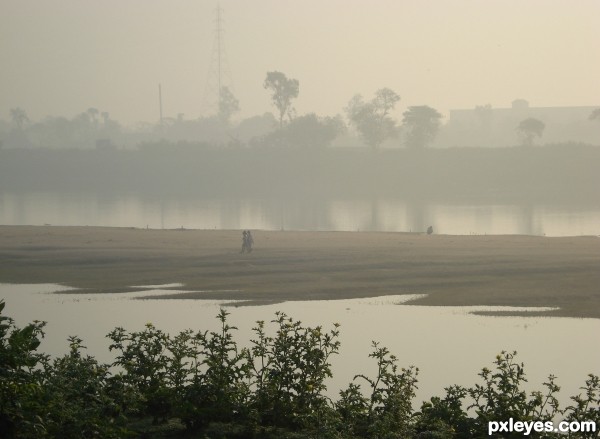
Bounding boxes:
1 300 598 438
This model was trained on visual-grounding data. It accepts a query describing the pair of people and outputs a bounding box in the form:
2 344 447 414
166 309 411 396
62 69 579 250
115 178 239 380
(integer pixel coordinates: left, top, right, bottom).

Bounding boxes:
241 230 254 253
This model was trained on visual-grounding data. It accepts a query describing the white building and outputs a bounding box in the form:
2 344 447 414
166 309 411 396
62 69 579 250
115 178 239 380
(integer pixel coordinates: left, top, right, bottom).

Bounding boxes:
439 100 599 148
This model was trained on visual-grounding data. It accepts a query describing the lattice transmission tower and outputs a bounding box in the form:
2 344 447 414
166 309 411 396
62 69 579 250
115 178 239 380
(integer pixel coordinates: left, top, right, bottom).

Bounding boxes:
201 3 235 117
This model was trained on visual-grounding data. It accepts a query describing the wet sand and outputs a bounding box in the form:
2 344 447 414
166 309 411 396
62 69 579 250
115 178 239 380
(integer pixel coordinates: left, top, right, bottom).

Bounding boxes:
0 226 599 318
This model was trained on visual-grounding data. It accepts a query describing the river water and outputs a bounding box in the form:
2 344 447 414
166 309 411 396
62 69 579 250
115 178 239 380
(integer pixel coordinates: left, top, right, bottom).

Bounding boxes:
2 190 599 407
1 191 599 236
2 283 599 408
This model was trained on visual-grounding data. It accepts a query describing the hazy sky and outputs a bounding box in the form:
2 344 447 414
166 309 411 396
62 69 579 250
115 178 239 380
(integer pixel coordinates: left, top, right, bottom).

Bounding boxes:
2 0 599 126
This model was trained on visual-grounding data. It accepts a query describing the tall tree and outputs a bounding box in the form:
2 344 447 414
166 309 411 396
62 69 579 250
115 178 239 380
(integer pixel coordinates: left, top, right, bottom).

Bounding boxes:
264 71 299 128
516 117 545 147
589 108 600 122
346 88 400 150
402 106 443 149
87 107 99 130
218 86 240 124
9 108 29 130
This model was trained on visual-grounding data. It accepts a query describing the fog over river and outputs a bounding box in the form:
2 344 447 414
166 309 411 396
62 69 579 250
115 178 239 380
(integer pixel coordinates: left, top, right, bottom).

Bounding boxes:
2 191 599 237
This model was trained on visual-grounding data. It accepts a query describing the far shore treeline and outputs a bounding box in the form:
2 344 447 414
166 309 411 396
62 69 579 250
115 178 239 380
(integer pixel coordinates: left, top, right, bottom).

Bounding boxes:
3 72 599 204
1 143 599 204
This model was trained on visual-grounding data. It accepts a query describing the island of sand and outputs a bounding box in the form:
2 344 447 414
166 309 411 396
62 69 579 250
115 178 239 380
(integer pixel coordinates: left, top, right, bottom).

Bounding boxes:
0 226 599 318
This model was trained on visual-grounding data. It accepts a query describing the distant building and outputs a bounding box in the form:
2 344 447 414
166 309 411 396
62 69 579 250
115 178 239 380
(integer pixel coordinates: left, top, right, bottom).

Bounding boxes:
439 100 598 147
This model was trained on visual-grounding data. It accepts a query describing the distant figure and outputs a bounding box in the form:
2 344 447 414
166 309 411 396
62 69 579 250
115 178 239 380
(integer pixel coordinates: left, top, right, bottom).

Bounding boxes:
241 230 254 253
241 230 248 253
247 230 254 253
427 225 433 235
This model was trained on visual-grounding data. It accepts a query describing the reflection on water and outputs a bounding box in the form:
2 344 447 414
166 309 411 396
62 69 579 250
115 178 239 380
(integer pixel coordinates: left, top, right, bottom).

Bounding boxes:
2 283 599 407
1 191 600 236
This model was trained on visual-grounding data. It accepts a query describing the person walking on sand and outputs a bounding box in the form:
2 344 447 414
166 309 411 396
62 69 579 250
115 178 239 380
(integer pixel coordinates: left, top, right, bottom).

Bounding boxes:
246 230 254 253
241 230 248 253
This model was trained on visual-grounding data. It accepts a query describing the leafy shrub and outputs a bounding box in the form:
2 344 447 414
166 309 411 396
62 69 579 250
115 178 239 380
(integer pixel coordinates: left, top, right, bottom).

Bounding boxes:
468 351 560 437
0 300 47 438
337 342 418 438
2 300 599 439
178 309 251 431
1 301 130 438
108 323 173 424
414 385 472 438
248 312 341 435
563 374 600 439
40 336 125 438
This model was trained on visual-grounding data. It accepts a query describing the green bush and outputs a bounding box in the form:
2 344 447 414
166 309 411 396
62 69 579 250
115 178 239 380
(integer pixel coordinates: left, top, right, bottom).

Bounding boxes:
40 337 126 438
0 300 48 438
1 300 599 438
108 323 173 424
337 342 418 438
469 351 560 438
414 385 472 438
177 310 251 431
247 312 341 434
563 374 600 439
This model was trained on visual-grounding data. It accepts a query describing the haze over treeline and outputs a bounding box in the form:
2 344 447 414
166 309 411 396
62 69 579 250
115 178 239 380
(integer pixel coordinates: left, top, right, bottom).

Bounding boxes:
2 0 599 124
1 70 600 205
1 137 599 206
1 1 599 204
1 74 599 150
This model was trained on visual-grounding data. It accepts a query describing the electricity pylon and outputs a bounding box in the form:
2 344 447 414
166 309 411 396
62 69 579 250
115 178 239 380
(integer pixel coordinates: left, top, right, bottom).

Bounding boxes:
201 3 235 117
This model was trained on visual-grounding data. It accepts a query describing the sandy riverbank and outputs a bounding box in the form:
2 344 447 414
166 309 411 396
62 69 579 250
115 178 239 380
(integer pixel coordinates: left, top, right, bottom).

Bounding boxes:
0 226 599 318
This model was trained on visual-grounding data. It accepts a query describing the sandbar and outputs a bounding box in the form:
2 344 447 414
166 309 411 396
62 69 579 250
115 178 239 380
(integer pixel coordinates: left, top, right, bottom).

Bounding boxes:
0 226 599 318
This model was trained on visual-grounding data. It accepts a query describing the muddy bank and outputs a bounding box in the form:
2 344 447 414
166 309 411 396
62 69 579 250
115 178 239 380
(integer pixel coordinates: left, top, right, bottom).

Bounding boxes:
1 226 599 318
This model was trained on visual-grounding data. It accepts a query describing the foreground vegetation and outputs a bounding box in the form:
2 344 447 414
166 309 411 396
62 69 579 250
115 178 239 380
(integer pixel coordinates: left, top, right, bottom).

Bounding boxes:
1 301 598 438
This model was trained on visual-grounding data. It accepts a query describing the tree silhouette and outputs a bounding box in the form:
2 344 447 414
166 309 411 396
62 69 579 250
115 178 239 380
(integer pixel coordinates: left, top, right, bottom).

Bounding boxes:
516 117 545 147
87 107 99 130
9 108 29 130
346 88 400 150
218 86 240 124
262 113 345 149
402 106 443 149
264 71 299 128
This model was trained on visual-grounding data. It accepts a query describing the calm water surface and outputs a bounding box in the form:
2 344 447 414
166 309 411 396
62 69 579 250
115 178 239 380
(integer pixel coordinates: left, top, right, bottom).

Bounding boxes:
2 283 599 407
1 191 600 236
